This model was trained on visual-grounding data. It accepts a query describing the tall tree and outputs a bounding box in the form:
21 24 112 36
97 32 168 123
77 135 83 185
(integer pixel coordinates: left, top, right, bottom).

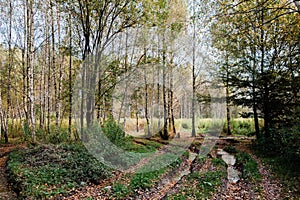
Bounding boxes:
26 0 36 142
212 0 300 139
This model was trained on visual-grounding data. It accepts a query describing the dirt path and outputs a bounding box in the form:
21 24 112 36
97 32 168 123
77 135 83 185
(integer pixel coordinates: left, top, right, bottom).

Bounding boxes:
212 141 283 200
0 144 20 200
60 137 284 200
237 144 283 200
134 152 197 200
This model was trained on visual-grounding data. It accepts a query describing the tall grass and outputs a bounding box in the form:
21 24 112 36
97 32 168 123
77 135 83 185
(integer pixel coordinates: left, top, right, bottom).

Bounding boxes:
3 116 262 144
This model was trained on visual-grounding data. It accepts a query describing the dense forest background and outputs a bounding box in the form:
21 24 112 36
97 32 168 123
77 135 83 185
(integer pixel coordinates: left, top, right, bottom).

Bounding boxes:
0 0 298 150
0 0 299 199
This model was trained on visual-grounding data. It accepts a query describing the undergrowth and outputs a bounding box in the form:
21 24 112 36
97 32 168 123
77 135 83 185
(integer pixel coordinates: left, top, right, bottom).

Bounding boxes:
108 152 186 199
235 152 261 182
168 156 227 199
252 126 300 199
7 143 112 199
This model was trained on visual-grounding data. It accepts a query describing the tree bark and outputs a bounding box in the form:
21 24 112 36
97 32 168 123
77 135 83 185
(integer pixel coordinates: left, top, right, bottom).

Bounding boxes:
144 63 151 137
225 58 232 136
27 0 36 142
260 8 270 138
68 7 73 138
162 33 168 140
50 3 59 131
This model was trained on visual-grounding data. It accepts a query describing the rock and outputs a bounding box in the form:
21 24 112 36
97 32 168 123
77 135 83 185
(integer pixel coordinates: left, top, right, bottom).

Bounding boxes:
217 149 240 184
222 154 236 166
227 166 240 184
104 186 112 190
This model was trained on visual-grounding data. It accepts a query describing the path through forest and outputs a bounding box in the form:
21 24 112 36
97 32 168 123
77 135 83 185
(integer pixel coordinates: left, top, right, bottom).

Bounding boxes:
61 136 284 200
0 138 285 200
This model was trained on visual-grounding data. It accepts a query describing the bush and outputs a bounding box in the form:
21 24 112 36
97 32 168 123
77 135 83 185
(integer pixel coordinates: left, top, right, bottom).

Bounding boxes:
181 123 189 129
102 119 125 146
223 146 238 154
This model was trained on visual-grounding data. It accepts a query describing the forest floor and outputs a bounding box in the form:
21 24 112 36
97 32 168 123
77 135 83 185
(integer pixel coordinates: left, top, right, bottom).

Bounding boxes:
0 143 27 200
1 136 298 200
60 136 288 200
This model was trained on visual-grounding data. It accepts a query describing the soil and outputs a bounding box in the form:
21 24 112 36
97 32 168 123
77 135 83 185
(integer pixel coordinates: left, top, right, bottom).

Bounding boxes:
0 144 25 200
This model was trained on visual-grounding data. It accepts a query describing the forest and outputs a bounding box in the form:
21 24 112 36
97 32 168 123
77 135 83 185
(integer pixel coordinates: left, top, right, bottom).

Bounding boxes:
0 0 299 199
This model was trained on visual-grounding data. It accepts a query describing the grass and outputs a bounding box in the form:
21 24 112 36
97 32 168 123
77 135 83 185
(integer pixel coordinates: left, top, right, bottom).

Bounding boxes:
1 117 261 144
6 132 165 199
228 118 264 136
176 118 262 136
111 183 130 199
129 168 166 190
223 145 238 154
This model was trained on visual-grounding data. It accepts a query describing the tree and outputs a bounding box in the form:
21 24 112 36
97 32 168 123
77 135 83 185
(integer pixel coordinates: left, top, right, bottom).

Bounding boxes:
26 0 36 142
212 0 300 139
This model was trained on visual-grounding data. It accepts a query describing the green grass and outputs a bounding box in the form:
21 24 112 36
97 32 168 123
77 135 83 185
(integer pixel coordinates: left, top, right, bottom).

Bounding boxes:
226 118 264 136
176 118 262 136
130 168 166 190
212 157 227 167
107 152 185 198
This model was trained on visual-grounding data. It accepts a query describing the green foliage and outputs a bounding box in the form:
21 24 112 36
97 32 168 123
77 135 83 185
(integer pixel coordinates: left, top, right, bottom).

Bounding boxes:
169 170 226 199
253 125 300 197
129 153 182 190
102 119 125 146
108 152 184 198
194 171 225 196
111 183 130 199
48 129 70 144
212 0 299 138
212 157 227 167
263 126 299 160
230 120 255 136
120 137 162 153
236 152 261 182
130 168 165 190
23 120 31 141
169 153 226 200
223 146 238 154
197 119 224 133
7 144 111 199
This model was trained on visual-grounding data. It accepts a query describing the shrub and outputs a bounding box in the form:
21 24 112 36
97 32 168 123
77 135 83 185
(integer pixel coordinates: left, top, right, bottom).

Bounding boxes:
181 123 189 129
223 146 238 154
102 119 125 146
